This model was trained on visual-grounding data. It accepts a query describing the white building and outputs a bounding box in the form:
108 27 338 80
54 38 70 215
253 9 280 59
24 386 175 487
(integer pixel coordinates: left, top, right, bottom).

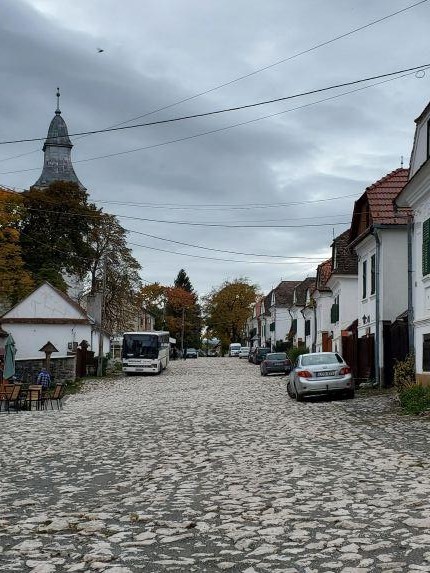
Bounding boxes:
313 259 333 353
0 282 110 360
326 230 358 356
350 169 410 385
267 281 300 350
289 277 316 348
396 101 430 385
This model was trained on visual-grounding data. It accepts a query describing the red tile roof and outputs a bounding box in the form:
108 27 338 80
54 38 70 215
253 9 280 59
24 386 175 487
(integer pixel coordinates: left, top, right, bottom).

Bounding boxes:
366 168 410 225
350 168 411 243
316 259 332 291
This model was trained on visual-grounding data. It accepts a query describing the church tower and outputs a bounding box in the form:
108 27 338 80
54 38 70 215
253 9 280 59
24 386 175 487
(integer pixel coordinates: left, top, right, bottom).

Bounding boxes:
33 88 85 190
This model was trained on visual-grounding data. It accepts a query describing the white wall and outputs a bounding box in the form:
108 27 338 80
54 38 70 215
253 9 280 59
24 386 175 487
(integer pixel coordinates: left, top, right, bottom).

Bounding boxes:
5 283 85 320
314 291 332 351
381 228 408 322
1 324 110 360
410 107 430 178
327 275 358 354
411 192 430 374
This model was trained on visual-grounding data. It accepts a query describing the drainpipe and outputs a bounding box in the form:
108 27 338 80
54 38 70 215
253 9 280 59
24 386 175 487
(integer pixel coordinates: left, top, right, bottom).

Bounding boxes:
312 302 317 353
372 227 381 389
288 306 294 347
407 216 414 354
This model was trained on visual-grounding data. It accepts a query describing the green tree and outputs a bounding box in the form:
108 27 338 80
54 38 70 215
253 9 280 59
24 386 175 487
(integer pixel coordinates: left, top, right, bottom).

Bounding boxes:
203 278 258 354
20 181 96 289
85 211 142 334
168 270 201 348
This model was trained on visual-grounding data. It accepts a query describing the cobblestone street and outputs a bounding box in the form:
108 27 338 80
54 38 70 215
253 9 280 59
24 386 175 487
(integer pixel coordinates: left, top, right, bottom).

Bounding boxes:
1 358 430 573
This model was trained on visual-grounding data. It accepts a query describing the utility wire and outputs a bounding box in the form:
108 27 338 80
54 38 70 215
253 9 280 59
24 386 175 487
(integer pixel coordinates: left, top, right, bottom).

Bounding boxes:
66 0 430 133
1 67 425 176
128 241 324 265
1 0 426 164
0 63 429 146
91 193 360 210
127 229 326 260
8 203 350 228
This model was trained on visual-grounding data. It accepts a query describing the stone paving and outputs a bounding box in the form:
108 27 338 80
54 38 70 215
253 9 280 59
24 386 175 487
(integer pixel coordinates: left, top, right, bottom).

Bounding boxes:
1 357 430 573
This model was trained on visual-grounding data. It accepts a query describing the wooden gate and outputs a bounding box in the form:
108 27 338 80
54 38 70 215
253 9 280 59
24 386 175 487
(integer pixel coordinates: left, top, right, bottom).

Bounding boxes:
357 334 375 382
383 317 409 387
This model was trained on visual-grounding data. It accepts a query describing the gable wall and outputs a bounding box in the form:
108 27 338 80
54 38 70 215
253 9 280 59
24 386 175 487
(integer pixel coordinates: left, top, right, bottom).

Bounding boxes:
4 283 85 320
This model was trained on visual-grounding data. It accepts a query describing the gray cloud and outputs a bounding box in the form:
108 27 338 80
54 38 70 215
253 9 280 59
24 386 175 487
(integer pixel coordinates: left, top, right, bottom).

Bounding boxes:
1 0 430 294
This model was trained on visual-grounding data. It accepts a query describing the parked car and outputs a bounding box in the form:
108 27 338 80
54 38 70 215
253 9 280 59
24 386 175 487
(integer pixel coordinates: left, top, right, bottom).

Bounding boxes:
260 352 292 376
251 347 271 365
287 352 354 401
186 348 198 359
239 346 250 359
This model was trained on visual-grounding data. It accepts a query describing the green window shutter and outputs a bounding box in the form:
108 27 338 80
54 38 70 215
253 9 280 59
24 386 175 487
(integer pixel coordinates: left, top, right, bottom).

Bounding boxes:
423 219 430 276
269 322 275 332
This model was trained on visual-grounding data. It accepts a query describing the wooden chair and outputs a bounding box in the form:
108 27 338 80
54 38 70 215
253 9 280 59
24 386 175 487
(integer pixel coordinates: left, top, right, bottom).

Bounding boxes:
46 383 65 410
25 385 42 411
0 384 22 413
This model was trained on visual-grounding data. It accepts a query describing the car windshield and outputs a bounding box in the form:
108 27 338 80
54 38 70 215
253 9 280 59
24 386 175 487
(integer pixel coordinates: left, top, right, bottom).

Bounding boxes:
258 348 269 354
240 347 249 351
266 353 286 360
188 348 196 352
122 334 159 359
301 353 343 366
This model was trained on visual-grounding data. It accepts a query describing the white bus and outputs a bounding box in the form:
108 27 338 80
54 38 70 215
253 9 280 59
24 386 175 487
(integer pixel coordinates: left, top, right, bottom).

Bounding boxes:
122 331 170 375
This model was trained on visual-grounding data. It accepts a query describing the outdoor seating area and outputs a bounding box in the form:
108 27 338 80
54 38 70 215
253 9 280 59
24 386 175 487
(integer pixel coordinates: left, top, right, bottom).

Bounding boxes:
0 382 65 413
0 333 66 413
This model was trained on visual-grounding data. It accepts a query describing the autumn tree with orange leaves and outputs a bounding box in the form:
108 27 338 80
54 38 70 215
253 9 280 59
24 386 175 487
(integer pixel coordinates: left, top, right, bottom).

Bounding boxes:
0 188 33 311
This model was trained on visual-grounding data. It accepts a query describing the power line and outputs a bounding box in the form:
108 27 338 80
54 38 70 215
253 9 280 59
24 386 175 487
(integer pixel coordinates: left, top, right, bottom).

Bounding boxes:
127 229 326 260
66 0 430 133
1 0 426 165
1 63 429 146
1 67 425 176
91 193 359 210
128 241 323 265
12 204 350 228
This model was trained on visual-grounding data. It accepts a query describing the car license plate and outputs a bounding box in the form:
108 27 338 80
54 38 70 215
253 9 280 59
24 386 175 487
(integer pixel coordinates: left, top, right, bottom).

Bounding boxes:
316 370 336 377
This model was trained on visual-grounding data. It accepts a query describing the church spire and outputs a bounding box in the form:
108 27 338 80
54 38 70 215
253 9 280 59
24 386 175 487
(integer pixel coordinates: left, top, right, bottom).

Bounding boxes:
56 87 61 115
32 89 86 190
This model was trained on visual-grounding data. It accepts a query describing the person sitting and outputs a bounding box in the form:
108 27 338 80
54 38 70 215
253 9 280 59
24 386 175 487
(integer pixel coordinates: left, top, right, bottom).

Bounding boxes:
36 367 51 389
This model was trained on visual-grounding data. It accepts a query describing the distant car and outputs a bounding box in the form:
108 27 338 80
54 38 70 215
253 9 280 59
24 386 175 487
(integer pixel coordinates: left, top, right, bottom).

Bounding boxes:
288 352 354 401
260 352 291 376
251 347 271 365
239 347 250 359
186 348 198 359
229 343 242 357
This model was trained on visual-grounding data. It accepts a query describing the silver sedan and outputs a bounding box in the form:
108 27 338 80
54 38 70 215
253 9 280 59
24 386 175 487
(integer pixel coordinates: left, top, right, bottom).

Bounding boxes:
287 352 354 401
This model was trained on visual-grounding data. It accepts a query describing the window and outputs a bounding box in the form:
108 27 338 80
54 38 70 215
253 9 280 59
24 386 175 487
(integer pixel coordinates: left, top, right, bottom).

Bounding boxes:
423 334 430 372
305 320 311 337
291 319 297 335
423 219 430 277
370 254 376 295
362 260 367 298
330 296 340 323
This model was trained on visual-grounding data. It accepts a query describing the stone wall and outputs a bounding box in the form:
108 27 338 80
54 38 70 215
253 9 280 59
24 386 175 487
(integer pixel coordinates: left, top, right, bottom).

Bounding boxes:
15 356 76 384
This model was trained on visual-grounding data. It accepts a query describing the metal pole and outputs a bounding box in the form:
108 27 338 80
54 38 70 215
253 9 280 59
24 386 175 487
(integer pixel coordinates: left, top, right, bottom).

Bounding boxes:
97 256 107 377
181 307 185 355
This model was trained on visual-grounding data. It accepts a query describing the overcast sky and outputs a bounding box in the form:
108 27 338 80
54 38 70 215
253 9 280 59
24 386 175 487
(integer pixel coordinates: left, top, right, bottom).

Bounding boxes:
1 0 430 296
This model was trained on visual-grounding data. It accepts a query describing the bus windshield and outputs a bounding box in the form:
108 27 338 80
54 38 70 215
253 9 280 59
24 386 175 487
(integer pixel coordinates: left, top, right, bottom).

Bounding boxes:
122 334 159 359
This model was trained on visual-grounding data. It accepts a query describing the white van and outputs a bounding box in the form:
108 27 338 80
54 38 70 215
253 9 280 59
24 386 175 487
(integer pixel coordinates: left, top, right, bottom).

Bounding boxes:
229 343 241 357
